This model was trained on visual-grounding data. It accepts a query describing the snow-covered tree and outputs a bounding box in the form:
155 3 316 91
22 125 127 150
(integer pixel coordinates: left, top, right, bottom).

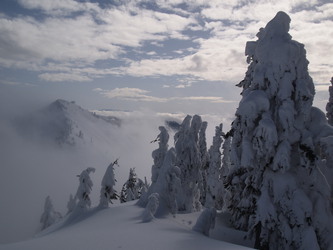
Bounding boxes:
199 121 209 205
66 194 76 215
205 123 224 209
142 193 159 223
151 126 169 184
326 77 333 126
75 167 95 209
193 207 217 236
165 154 182 216
174 115 203 212
120 168 144 203
144 147 181 216
40 196 62 230
226 11 333 249
137 127 168 207
221 133 232 212
99 160 118 208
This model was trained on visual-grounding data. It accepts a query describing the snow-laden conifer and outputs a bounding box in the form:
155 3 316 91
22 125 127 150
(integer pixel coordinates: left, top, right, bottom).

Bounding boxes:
75 167 95 209
66 194 76 215
142 146 181 216
205 123 224 209
174 115 203 212
40 196 62 230
120 168 144 203
221 134 232 212
193 207 217 236
199 121 209 169
138 126 169 207
151 126 169 184
142 193 159 223
199 121 209 205
326 77 333 126
99 160 118 208
226 11 333 249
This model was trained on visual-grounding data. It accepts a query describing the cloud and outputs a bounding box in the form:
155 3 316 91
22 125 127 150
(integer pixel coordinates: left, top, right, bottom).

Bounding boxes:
0 0 332 86
94 87 236 104
0 1 196 81
0 79 36 86
175 83 192 88
95 87 168 102
182 96 235 103
39 72 92 82
17 0 98 16
315 84 329 92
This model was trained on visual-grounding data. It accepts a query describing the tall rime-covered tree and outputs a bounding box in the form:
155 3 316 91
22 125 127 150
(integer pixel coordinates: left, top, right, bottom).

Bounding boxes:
139 126 172 207
66 194 76 214
205 123 224 209
40 196 62 230
326 77 333 126
199 121 209 205
174 115 203 212
75 167 95 209
99 160 118 208
226 11 333 249
151 126 169 184
144 147 181 216
221 134 232 212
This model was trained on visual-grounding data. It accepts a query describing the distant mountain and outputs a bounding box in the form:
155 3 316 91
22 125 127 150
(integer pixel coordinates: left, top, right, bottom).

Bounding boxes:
15 99 121 146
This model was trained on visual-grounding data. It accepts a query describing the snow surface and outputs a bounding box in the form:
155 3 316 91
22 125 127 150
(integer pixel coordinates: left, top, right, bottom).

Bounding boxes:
0 201 253 250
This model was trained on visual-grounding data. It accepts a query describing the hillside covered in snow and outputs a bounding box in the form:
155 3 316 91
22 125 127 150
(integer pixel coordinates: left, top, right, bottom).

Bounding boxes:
14 99 121 146
2 11 333 250
0 201 253 250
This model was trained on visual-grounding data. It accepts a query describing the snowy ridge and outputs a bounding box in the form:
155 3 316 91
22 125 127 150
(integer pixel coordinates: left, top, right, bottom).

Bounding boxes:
0 202 253 250
16 99 121 146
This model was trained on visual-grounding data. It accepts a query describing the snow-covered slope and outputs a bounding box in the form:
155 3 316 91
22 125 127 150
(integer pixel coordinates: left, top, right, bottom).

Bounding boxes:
0 202 253 250
15 99 121 146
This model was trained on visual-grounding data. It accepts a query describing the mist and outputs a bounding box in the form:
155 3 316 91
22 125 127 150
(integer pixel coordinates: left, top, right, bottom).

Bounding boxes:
0 95 231 244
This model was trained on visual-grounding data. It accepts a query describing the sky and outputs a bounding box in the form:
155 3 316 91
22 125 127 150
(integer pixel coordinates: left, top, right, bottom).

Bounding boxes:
0 0 332 119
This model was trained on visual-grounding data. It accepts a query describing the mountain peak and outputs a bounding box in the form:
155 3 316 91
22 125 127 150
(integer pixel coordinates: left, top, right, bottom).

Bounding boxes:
17 99 121 146
48 99 80 113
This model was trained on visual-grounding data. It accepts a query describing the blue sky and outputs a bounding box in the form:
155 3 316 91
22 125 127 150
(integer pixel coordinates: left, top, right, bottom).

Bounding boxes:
0 0 332 118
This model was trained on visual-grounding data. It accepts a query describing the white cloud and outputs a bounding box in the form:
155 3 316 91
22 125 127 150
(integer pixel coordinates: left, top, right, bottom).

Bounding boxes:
315 84 329 92
19 0 80 10
93 87 104 92
39 72 92 82
182 96 235 103
175 83 192 88
0 1 196 81
0 79 36 86
0 0 332 86
121 37 247 83
94 87 236 104
96 87 168 102
18 0 99 16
